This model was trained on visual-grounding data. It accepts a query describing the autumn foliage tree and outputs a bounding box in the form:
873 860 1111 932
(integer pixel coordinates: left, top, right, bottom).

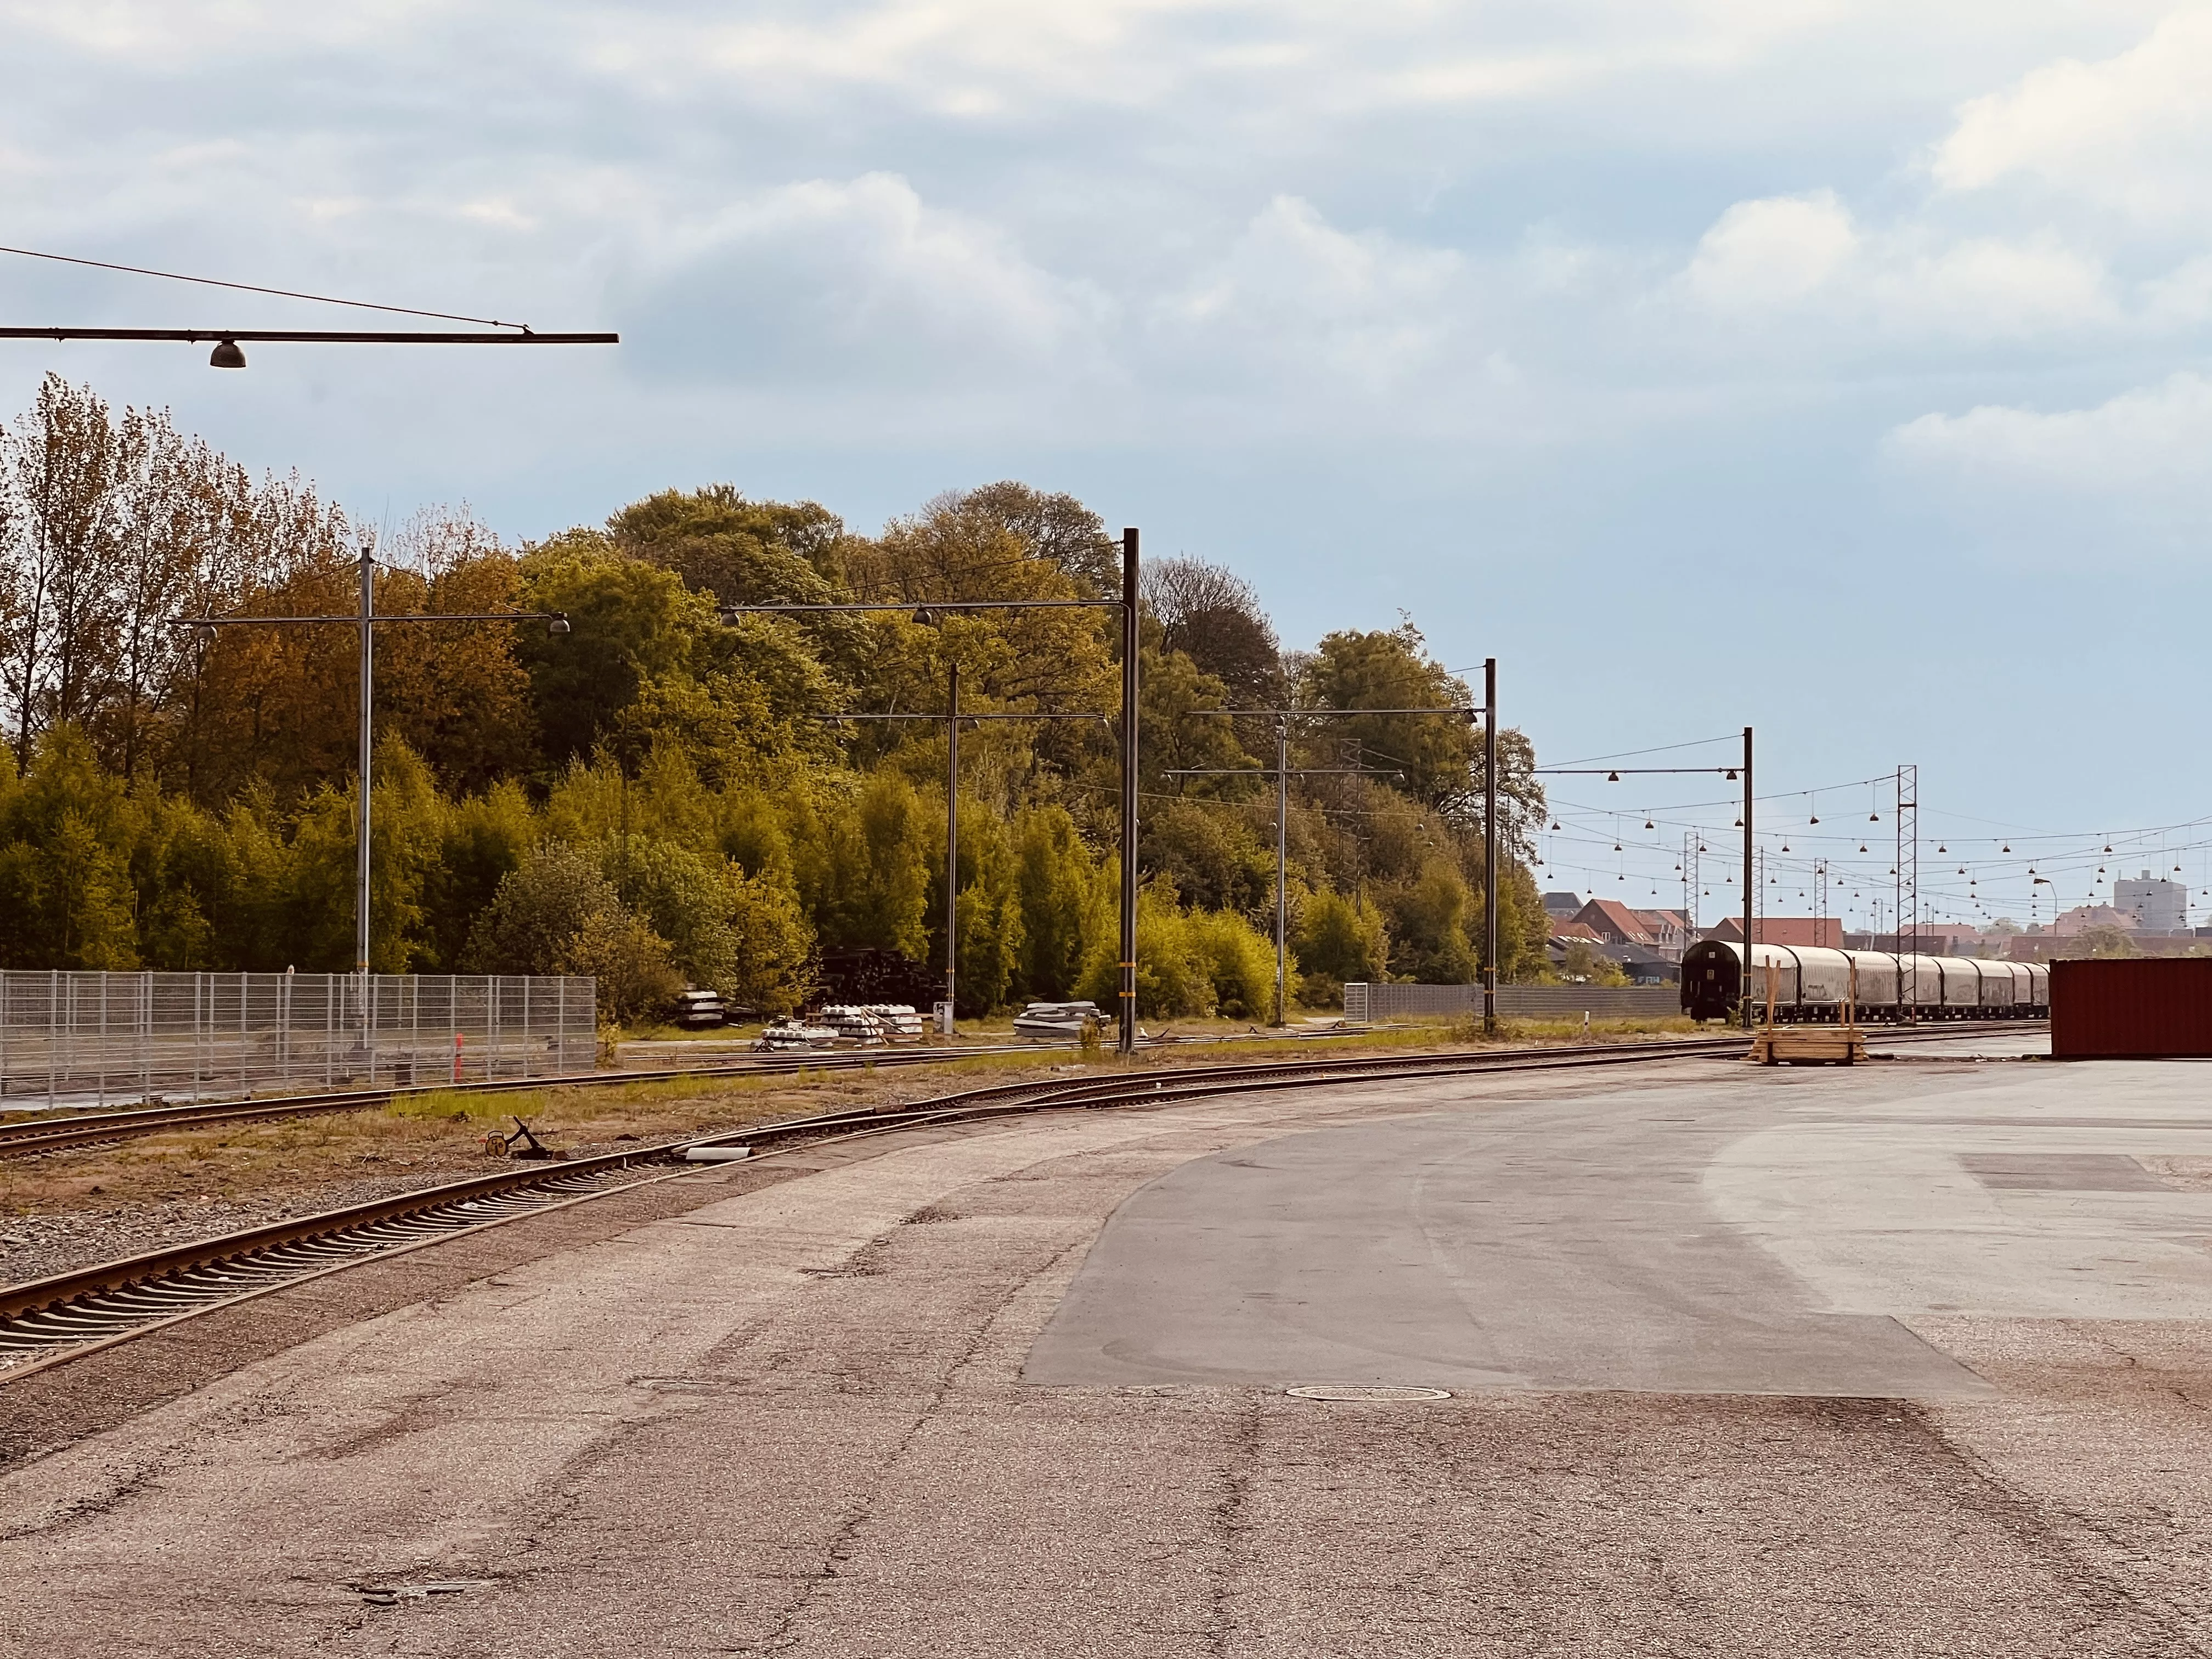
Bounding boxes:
0 379 1553 1018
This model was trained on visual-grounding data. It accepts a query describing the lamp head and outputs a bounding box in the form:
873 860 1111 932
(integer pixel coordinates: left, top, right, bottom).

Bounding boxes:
546 614 571 637
209 338 247 370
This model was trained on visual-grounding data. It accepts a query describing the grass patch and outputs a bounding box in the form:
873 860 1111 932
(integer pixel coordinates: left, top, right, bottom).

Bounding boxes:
1 1019 1712 1224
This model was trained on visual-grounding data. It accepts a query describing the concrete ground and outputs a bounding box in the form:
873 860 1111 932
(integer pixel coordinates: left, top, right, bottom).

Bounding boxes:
3 1048 2211 1656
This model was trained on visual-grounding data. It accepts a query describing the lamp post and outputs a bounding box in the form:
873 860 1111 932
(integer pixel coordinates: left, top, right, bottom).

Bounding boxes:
179 544 571 977
720 527 1142 1053
818 702 1113 1036
0 326 617 364
1485 660 1499 1034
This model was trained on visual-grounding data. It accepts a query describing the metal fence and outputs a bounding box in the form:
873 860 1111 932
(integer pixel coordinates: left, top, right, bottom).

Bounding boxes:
0 973 597 1110
1343 983 1681 1023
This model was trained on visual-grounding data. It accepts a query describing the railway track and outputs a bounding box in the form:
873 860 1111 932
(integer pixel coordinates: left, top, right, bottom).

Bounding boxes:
0 1014 2044 1161
0 1022 2043 1380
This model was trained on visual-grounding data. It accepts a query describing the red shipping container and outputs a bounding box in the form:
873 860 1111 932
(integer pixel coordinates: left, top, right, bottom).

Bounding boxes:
2051 958 2212 1058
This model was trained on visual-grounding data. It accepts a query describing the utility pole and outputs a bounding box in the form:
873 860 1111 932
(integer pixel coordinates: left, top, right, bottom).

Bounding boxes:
354 546 375 977
721 561 1140 1053
1120 529 1141 1058
1274 716 1289 1026
1484 658 1499 1035
1742 725 1754 1030
943 661 960 1034
1178 701 1481 1027
183 564 571 989
41 253 610 985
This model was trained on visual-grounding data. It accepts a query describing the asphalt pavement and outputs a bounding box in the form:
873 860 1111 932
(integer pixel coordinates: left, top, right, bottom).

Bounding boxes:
3 1046 2209 1656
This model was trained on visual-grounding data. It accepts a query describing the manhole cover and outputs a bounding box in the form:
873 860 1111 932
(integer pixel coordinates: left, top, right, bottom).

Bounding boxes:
1285 1384 1453 1402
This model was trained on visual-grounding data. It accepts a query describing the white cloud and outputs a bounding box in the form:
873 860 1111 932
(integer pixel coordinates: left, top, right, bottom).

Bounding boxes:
619 173 1111 385
1160 195 1469 390
2142 253 2212 324
1931 8 2212 222
1870 234 2113 334
1684 190 1858 306
1680 195 2113 337
1886 372 2212 494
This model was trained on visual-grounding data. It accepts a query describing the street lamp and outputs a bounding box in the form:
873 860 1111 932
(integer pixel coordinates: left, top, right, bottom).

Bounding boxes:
177 542 572 978
720 526 1143 1054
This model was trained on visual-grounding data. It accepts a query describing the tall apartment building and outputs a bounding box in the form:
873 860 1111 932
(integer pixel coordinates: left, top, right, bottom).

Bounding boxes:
2113 870 2188 934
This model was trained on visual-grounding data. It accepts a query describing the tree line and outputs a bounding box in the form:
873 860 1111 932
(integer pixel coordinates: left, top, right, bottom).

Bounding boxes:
0 375 1550 1021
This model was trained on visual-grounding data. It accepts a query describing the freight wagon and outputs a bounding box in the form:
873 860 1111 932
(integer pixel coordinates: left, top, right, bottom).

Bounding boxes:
1679 940 2049 1023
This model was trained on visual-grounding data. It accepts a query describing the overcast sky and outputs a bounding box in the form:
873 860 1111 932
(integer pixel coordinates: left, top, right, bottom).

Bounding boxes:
3 1 2208 928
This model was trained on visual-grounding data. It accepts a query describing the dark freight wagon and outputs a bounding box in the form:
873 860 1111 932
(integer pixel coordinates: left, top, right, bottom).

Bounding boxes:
1680 939 2049 1023
2051 958 2212 1058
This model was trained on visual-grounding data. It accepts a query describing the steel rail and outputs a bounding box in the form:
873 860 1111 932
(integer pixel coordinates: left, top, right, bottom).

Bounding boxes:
0 1024 2039 1376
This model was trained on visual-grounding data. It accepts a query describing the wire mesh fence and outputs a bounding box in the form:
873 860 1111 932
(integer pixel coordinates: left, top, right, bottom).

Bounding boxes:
0 973 598 1110
1342 983 1680 1023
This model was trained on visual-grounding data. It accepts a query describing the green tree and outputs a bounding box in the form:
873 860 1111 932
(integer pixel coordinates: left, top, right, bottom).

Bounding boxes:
465 843 632 976
514 537 713 770
1384 855 1481 983
1295 887 1389 1005
1186 907 1279 1020
721 865 814 1014
1012 804 1097 1002
418 780 537 972
1080 882 1211 1018
951 806 1023 1016
609 484 849 602
794 771 934 958
560 907 682 1025
0 727 140 969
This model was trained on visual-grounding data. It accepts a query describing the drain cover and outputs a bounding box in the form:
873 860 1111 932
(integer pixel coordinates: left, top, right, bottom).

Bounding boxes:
1285 1384 1453 1402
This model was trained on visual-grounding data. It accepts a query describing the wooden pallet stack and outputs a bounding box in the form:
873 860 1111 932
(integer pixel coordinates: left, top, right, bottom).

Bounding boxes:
1743 960 1867 1065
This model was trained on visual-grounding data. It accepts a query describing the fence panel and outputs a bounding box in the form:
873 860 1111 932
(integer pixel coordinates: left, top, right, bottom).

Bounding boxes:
1343 983 1680 1023
0 973 596 1110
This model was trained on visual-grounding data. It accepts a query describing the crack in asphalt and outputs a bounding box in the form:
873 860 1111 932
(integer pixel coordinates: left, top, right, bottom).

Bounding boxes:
1893 1398 2212 1654
1204 1399 1262 1659
750 1211 1077 1656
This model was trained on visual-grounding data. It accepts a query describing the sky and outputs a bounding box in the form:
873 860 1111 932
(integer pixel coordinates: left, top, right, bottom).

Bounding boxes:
2 0 2209 932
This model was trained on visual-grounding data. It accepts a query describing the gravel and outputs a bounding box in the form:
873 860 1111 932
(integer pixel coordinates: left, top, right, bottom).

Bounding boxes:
0 1169 488 1287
